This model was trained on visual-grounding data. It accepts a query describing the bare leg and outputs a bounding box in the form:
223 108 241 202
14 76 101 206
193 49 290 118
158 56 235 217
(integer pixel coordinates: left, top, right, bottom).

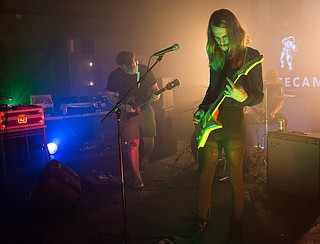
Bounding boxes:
172 141 218 242
224 141 245 243
140 136 154 171
128 138 142 184
225 146 245 219
197 141 219 221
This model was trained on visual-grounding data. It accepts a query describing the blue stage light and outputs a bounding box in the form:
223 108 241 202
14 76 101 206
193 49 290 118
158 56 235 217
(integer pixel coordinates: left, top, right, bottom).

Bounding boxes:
47 142 58 155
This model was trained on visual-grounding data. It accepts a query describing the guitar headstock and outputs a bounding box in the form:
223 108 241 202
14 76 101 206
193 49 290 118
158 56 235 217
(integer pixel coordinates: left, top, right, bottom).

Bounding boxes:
165 79 180 90
234 55 264 79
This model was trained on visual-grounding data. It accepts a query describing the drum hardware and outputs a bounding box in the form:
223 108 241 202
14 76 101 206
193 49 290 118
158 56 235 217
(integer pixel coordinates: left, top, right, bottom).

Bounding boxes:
174 144 193 163
214 156 229 182
174 131 229 181
178 101 202 115
245 86 270 182
245 83 294 182
246 141 267 183
174 104 200 163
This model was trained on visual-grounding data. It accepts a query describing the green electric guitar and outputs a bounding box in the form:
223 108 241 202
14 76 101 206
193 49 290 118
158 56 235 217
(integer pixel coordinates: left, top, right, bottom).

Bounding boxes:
195 55 264 148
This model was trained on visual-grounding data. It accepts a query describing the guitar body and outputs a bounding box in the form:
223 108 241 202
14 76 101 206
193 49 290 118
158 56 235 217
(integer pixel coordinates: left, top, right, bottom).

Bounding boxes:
195 114 223 148
124 96 141 119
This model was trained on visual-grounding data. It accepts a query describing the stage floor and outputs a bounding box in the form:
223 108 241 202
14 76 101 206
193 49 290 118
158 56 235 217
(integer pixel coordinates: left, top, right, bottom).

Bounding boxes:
1 140 319 244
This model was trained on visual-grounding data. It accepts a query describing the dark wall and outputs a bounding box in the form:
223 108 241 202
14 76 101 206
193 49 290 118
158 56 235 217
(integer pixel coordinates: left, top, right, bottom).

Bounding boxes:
0 5 172 104
1 0 320 136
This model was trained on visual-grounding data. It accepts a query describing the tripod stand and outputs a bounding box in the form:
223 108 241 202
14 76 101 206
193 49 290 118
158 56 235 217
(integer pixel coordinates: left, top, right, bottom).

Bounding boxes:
247 136 267 182
99 109 131 242
246 86 269 182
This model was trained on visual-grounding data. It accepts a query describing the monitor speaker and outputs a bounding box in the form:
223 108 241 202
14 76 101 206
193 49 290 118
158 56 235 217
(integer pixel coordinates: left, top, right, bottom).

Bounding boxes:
33 160 82 215
267 131 320 201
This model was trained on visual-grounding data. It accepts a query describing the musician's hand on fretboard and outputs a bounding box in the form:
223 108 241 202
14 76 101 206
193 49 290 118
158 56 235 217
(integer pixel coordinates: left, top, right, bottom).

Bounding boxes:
150 94 160 102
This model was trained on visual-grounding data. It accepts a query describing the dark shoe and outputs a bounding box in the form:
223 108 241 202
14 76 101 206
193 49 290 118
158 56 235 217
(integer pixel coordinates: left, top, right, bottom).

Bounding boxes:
225 215 243 244
140 160 147 172
133 181 144 189
173 219 208 242
132 174 144 189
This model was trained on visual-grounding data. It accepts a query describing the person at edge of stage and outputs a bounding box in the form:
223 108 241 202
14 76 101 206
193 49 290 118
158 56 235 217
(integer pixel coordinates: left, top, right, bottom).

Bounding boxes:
173 9 264 243
106 51 160 189
263 69 288 128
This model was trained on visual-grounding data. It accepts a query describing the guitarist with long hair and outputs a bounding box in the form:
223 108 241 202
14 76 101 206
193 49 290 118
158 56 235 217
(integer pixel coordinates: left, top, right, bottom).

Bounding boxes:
106 51 160 189
173 9 264 243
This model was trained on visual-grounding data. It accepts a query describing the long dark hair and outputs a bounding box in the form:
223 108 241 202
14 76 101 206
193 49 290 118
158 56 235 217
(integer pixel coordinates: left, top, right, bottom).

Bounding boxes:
206 9 249 70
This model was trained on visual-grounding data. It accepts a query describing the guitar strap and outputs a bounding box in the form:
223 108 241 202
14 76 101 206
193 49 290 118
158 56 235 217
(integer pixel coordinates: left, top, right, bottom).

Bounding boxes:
243 48 254 92
204 61 227 105
210 59 232 118
209 48 248 118
218 59 232 96
220 47 249 97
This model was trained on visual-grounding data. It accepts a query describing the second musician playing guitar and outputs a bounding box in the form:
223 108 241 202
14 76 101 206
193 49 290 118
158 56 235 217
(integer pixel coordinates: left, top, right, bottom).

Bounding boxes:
106 51 161 189
106 61 160 118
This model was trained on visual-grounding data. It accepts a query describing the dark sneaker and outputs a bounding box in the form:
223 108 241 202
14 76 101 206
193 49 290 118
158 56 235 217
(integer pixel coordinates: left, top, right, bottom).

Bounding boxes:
173 221 208 242
133 181 144 189
225 215 243 244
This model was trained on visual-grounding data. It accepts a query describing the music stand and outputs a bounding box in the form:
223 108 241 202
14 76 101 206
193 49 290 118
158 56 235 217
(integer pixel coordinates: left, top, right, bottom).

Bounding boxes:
99 55 164 243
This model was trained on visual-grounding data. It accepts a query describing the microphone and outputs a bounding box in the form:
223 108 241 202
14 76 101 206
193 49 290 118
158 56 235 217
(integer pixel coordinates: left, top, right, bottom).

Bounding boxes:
152 44 179 56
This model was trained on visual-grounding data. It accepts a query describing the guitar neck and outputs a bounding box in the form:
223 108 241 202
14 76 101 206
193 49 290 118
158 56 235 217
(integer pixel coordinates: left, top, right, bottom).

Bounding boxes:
133 87 167 109
154 87 166 96
131 79 180 111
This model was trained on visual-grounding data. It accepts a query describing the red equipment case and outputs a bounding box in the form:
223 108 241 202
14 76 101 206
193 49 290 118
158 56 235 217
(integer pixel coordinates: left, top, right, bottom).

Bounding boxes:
0 105 45 131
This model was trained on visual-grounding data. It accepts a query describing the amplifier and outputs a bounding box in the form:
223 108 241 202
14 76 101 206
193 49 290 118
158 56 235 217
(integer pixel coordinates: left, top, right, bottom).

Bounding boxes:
267 131 320 201
0 106 45 131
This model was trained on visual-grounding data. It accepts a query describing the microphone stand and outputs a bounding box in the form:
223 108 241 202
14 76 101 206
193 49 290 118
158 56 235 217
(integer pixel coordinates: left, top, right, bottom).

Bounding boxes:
264 86 269 148
99 55 163 243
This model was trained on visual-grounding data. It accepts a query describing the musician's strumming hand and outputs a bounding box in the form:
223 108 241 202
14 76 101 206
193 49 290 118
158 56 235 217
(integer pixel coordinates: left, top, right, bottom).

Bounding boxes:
224 78 248 103
119 104 137 113
193 109 205 124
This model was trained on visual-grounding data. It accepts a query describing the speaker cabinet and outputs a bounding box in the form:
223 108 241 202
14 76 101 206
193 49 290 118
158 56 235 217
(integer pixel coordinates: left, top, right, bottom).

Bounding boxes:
267 131 320 201
33 160 81 215
153 115 177 157
153 77 175 113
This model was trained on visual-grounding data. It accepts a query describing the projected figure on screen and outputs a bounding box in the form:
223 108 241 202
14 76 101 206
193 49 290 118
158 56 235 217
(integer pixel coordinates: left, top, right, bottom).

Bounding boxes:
280 36 298 71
